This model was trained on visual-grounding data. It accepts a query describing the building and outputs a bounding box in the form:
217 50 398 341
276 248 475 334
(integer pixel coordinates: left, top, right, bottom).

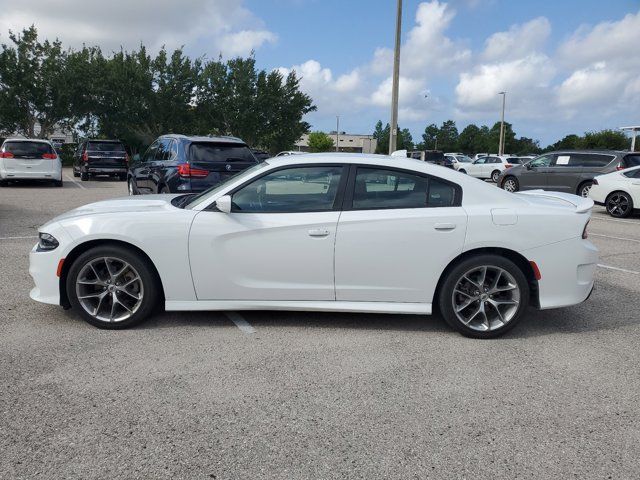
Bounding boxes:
2 122 75 149
295 132 377 154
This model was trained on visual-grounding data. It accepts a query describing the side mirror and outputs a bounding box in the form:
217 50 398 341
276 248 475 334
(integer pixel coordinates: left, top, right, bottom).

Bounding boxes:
526 163 533 170
215 195 232 213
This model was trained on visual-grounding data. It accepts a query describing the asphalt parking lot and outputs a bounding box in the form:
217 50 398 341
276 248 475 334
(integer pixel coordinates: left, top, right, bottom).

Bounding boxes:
1 168 640 479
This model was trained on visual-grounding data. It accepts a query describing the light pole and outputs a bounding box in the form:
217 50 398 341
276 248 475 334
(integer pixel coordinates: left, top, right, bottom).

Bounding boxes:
498 91 506 155
336 115 340 152
389 0 402 154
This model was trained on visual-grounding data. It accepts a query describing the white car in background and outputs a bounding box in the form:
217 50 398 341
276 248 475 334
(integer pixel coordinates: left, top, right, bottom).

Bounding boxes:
445 153 474 172
463 155 521 182
589 165 640 218
29 153 597 338
0 138 63 187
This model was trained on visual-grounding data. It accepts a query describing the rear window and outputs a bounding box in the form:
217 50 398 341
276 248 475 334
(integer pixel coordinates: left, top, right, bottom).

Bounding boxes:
87 142 125 152
2 141 53 158
189 142 256 163
622 154 640 168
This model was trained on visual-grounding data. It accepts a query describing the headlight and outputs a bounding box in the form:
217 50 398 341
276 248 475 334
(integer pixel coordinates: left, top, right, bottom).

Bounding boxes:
37 232 59 251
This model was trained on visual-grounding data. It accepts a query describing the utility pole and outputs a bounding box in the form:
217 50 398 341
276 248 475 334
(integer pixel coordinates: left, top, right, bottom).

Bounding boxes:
498 91 506 155
336 115 340 152
389 0 402 154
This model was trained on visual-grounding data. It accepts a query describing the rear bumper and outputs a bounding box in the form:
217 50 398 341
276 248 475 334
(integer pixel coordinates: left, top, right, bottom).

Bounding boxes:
524 237 598 310
86 167 127 173
0 164 62 181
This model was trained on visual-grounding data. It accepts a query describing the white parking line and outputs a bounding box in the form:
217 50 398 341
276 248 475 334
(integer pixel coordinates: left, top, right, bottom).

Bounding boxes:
598 264 640 275
591 216 639 226
64 174 87 190
590 233 640 244
0 235 38 240
225 311 256 334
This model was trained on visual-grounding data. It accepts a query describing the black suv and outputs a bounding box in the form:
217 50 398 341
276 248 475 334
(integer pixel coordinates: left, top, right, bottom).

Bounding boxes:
128 135 258 195
73 139 129 181
498 150 640 197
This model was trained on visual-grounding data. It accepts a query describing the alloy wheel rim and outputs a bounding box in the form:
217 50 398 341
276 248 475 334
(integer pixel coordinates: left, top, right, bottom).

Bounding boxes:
504 179 517 192
128 180 134 195
607 194 629 216
492 172 499 182
451 265 520 332
75 257 144 322
581 185 592 197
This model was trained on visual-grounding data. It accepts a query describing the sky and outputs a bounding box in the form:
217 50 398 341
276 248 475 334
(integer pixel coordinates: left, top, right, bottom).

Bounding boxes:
1 0 639 147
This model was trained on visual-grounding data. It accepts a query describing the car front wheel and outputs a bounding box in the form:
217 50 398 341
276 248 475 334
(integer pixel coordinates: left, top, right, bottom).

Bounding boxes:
128 178 137 196
438 255 530 338
606 191 633 218
67 245 160 329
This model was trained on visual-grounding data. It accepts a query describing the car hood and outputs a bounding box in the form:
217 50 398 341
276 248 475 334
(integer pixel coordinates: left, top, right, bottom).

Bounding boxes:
45 195 182 224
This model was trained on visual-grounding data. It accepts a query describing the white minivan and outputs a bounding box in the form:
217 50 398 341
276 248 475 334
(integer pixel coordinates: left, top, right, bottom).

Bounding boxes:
0 138 63 187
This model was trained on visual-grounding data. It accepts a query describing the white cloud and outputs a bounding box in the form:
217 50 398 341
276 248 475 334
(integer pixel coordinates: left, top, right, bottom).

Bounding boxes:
0 0 277 57
482 17 551 62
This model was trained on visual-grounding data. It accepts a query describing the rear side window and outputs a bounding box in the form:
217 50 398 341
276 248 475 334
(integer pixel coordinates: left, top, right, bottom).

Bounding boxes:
622 154 640 168
2 141 53 158
622 168 640 178
352 168 457 209
190 142 256 163
556 153 614 167
87 142 125 152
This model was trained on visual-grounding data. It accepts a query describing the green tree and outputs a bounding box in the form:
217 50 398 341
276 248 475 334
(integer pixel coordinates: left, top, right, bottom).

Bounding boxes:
372 121 413 153
307 131 335 152
421 123 439 150
580 129 629 150
437 120 458 152
457 124 481 154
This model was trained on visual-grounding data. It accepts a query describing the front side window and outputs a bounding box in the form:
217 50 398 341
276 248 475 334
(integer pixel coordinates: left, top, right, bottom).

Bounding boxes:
142 141 159 162
529 155 553 167
232 165 343 213
352 168 456 209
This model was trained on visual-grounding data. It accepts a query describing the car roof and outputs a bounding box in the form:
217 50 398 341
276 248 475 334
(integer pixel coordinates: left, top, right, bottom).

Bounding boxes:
2 137 52 143
86 139 123 143
161 134 246 144
549 149 620 155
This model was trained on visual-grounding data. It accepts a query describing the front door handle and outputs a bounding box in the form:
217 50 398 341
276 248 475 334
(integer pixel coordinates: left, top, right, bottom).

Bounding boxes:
434 223 456 231
308 228 330 237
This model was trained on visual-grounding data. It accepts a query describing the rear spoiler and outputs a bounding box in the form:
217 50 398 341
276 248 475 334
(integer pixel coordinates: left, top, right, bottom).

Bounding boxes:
515 190 594 213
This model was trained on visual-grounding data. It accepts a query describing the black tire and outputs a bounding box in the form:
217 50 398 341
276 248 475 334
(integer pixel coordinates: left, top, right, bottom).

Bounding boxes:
80 171 88 181
118 173 127 181
127 178 137 196
66 244 160 329
502 176 519 192
577 181 593 198
73 169 80 178
159 185 170 194
606 191 633 218
438 254 530 339
53 179 63 187
458 169 467 174
491 170 501 183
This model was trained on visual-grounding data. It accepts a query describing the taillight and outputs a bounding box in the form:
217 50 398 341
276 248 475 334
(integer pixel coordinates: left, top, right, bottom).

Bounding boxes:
582 220 589 240
0 152 14 158
505 163 513 168
177 164 209 178
42 153 57 159
616 164 624 171
82 151 88 162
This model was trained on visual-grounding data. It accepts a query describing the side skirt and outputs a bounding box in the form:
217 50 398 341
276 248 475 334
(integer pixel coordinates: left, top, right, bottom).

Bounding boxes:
165 300 431 315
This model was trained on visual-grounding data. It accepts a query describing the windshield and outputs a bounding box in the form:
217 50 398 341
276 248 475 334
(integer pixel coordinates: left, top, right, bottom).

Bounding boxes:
190 142 256 163
88 142 125 152
2 141 54 158
184 161 268 209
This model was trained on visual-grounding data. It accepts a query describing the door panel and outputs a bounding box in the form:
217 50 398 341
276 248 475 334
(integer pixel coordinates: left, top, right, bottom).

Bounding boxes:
335 207 467 303
189 211 340 300
546 154 582 193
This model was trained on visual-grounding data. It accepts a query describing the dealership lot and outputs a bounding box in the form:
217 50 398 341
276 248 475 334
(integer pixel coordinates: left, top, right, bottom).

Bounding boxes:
1 169 640 479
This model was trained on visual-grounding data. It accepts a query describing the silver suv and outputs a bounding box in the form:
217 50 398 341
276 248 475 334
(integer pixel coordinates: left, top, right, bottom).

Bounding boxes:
497 150 640 197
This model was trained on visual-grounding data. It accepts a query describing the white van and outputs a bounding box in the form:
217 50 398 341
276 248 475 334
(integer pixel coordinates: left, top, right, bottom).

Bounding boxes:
0 138 62 187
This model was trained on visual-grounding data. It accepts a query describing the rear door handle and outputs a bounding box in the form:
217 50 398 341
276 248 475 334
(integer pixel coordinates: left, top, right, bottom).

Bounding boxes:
434 223 456 231
308 228 330 237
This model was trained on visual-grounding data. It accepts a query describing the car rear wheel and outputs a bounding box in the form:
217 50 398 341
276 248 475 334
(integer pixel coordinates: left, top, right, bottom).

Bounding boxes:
606 191 633 218
491 170 501 183
80 171 88 181
502 176 519 192
53 179 63 187
67 245 160 329
577 181 593 198
458 169 467 174
127 178 137 196
438 255 530 338
73 169 80 178
159 185 170 194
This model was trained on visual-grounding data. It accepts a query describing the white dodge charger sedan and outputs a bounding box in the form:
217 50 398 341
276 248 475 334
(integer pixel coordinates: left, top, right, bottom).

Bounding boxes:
30 153 598 338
